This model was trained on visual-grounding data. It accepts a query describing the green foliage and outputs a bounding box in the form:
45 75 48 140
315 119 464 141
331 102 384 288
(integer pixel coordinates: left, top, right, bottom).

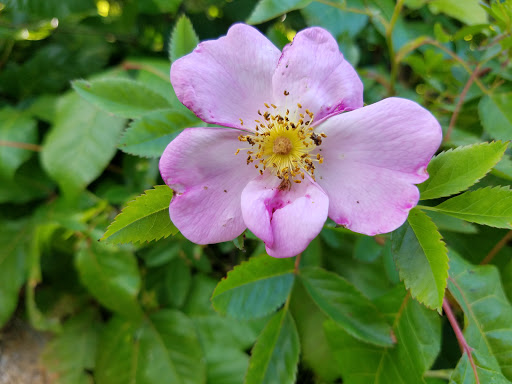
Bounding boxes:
41 93 125 200
247 0 313 24
0 108 37 179
419 142 508 200
245 309 300 384
289 279 339 382
119 109 198 158
428 0 488 25
392 208 448 311
101 185 178 245
2 0 512 383
75 241 142 319
431 187 512 228
41 310 100 384
4 0 95 19
325 286 441 384
211 256 295 319
448 251 512 382
169 15 200 62
73 78 172 119
95 310 206 384
0 220 31 327
479 93 512 141
298 267 394 346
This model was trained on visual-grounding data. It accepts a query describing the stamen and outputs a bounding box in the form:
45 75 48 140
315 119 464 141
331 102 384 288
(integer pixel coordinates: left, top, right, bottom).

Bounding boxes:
235 102 327 184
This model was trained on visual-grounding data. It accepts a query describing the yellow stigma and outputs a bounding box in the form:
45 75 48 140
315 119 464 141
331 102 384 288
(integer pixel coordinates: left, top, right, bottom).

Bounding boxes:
236 101 326 187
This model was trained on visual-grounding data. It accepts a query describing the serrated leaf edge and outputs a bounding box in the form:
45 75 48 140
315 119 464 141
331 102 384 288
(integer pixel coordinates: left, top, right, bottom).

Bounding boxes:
101 185 175 245
420 141 509 200
397 211 449 312
169 14 199 62
434 186 512 228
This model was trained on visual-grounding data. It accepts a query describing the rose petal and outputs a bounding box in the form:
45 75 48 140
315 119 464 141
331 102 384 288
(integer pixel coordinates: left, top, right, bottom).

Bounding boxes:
159 127 257 243
315 97 442 235
171 24 281 130
272 27 363 123
241 175 329 258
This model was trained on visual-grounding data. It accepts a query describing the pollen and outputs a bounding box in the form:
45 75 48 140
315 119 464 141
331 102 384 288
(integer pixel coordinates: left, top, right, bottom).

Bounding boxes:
235 102 326 183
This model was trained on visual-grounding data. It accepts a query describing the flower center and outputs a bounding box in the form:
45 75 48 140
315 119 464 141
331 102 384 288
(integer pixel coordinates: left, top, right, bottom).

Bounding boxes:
235 102 326 186
273 136 292 155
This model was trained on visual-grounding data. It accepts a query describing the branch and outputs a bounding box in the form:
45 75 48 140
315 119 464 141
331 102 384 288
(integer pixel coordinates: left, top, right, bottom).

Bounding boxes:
481 230 512 265
444 67 484 143
121 62 169 81
386 0 404 95
443 298 480 384
0 140 41 151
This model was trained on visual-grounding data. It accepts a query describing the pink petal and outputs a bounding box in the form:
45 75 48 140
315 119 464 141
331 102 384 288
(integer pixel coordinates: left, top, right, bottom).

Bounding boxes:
272 27 363 123
315 97 442 235
170 24 281 130
159 127 257 244
241 175 329 258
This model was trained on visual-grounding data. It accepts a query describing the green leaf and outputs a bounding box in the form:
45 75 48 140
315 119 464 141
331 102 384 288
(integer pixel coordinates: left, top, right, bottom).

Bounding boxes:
73 78 171 119
325 286 442 384
138 0 182 14
145 257 192 308
298 266 394 347
119 109 198 158
101 185 178 245
353 236 383 263
245 309 300 384
75 241 142 319
428 0 488 25
41 93 125 200
448 251 512 381
426 211 478 234
418 142 508 200
211 255 295 319
247 0 313 24
289 279 339 382
391 208 448 311
0 158 55 204
493 154 512 181
169 15 199 62
450 351 511 384
95 310 206 384
0 220 31 327
431 187 512 228
0 108 37 179
301 0 368 38
26 223 61 332
41 310 100 384
206 348 249 384
479 93 512 141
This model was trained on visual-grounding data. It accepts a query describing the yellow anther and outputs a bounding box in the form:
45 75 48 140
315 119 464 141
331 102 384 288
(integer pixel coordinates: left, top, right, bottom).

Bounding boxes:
235 103 326 184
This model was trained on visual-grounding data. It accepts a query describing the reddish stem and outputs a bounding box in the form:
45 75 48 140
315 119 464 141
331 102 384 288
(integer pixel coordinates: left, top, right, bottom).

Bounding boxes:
0 140 41 151
443 298 480 384
445 68 482 143
294 253 302 273
121 62 169 81
481 230 512 265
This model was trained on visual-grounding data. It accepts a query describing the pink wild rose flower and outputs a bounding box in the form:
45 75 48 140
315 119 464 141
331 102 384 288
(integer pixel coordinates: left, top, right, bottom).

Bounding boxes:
159 24 442 258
